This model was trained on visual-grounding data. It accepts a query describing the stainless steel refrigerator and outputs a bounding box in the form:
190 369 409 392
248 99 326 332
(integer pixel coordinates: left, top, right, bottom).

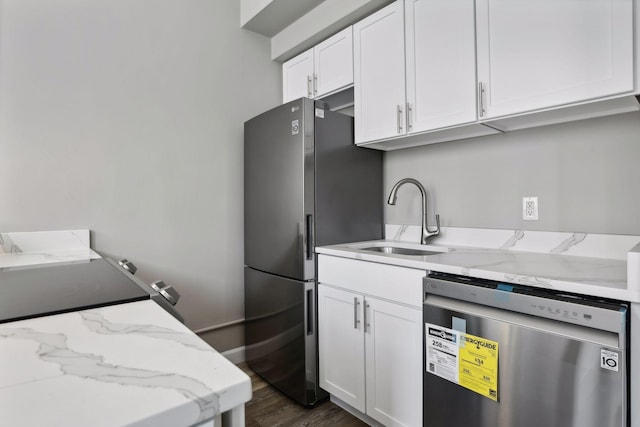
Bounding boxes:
244 98 383 406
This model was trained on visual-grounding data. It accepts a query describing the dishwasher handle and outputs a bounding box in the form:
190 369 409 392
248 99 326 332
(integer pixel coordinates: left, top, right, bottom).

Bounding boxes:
424 275 627 336
424 293 624 350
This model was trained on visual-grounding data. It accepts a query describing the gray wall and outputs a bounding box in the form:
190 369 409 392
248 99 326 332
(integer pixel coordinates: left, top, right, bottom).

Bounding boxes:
0 0 281 347
385 111 640 236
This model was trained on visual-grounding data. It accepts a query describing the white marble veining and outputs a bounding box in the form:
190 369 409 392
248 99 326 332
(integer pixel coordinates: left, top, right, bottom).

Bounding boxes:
0 230 100 269
0 229 250 425
385 224 640 260
0 300 251 427
318 225 640 302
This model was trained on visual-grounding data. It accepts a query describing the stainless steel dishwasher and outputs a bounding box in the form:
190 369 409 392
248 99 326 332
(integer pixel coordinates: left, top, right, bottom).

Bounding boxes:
423 272 628 427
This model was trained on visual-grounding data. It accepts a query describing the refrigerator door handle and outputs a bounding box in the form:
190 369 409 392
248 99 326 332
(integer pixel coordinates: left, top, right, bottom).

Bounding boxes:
305 214 314 260
306 288 314 336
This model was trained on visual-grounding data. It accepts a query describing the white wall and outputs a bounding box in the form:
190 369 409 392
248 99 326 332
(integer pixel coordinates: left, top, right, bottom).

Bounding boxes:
241 0 272 26
385 112 640 236
0 0 281 346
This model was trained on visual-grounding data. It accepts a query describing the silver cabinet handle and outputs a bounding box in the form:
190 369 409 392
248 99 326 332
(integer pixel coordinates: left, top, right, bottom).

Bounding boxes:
478 82 486 118
406 102 413 132
354 297 361 329
307 75 313 98
397 105 403 134
313 73 318 96
365 302 371 333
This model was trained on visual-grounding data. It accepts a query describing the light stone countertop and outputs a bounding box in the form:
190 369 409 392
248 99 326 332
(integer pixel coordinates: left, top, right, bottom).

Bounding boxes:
317 225 640 302
0 230 251 426
0 300 251 426
0 229 101 270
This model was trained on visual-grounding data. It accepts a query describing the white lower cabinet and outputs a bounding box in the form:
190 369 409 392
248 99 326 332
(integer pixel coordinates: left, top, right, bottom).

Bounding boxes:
318 285 366 412
318 256 424 427
365 296 423 427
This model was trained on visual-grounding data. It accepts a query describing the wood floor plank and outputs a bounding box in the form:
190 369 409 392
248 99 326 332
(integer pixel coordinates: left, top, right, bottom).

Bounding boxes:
239 363 369 427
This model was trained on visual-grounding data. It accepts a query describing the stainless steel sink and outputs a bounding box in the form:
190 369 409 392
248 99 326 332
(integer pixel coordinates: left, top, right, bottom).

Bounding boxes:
360 246 442 256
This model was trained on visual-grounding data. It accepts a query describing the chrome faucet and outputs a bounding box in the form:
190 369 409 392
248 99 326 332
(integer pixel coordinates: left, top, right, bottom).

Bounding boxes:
387 178 440 245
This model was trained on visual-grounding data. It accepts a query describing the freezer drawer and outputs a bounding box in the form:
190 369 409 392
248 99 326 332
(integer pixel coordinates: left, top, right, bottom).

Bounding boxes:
244 267 323 406
423 295 627 427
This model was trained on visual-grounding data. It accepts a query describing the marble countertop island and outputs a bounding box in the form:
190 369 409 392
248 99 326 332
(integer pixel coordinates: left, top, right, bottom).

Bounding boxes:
0 230 251 427
0 301 250 427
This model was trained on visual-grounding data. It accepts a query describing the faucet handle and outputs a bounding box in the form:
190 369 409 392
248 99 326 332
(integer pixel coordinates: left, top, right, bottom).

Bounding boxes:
425 214 440 240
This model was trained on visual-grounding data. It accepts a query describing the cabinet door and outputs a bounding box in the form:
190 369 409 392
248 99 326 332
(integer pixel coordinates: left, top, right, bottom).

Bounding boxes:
282 48 314 103
314 26 354 98
353 0 406 144
318 285 366 412
365 297 423 427
476 0 634 119
405 0 477 132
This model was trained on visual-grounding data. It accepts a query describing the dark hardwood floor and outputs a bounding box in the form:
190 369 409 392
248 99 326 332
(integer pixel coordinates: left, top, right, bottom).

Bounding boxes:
239 363 369 427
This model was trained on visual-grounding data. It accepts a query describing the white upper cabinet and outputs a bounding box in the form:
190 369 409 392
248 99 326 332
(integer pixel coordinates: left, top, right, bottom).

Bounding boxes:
282 26 354 103
314 27 354 97
353 1 406 143
354 0 488 147
284 0 639 149
282 48 314 102
476 0 635 119
405 0 477 132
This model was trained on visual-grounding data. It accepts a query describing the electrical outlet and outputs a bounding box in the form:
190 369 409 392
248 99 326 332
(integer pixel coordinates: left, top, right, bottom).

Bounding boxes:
523 197 538 220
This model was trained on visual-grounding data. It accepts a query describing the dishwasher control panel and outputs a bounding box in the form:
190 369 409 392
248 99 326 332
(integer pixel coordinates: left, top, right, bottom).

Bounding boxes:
424 272 627 336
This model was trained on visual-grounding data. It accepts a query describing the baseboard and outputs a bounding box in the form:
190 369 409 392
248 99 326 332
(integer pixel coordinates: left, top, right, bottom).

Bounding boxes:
221 346 246 364
196 322 244 354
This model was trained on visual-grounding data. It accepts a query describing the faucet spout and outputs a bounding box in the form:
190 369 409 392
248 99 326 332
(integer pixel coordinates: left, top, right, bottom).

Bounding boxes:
387 178 440 245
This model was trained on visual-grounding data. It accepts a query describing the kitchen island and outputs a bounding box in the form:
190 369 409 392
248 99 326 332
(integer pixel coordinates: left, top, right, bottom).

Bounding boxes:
0 230 251 427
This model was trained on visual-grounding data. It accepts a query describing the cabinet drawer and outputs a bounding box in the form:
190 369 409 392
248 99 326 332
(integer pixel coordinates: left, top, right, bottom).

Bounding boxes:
318 255 425 307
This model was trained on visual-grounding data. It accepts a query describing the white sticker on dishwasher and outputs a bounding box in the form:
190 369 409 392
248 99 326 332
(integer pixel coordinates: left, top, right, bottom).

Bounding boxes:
425 324 459 383
600 349 619 372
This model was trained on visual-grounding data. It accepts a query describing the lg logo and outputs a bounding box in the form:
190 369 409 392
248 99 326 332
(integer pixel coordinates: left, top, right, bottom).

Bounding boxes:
600 349 619 372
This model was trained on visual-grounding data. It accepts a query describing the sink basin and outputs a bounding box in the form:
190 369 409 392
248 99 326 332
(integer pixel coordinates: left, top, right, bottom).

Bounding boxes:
360 246 442 256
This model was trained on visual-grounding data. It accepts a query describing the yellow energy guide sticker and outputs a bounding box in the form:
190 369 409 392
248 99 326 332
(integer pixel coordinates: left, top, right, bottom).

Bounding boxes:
459 333 499 401
425 324 499 401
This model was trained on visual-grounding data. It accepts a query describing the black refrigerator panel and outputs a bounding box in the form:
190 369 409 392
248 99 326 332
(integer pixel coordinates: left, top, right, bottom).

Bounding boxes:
244 267 323 405
244 98 315 281
243 97 383 407
314 106 383 246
